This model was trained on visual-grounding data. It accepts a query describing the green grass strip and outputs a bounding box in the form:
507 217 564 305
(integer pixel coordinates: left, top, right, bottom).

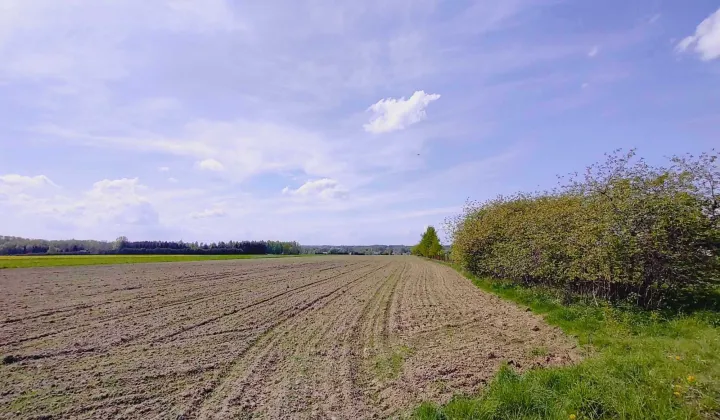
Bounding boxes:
0 254 311 269
415 263 720 420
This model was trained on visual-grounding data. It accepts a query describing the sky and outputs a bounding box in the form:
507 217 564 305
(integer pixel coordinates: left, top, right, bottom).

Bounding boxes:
1 0 719 245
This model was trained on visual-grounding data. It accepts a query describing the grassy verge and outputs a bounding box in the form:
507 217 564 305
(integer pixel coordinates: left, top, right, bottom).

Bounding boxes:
0 254 311 269
415 264 720 420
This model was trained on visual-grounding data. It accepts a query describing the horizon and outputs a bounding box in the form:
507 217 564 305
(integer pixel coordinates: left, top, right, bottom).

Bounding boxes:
1 1 719 244
1 234 417 248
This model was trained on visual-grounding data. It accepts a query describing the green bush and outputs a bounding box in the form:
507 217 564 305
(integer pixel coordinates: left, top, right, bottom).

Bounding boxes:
448 150 720 309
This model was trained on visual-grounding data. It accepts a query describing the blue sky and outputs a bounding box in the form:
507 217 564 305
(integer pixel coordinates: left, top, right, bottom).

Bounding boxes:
1 0 719 245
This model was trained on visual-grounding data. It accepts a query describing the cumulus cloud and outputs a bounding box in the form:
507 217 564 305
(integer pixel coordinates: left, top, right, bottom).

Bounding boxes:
158 166 170 172
39 119 350 182
58 178 159 228
0 176 159 229
168 177 178 183
0 174 59 207
363 90 441 134
282 178 348 199
190 207 227 219
92 178 146 215
677 8 720 61
197 158 225 171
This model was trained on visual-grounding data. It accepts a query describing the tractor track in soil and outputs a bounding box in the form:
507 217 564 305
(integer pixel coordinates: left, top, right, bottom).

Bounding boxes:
0 256 579 419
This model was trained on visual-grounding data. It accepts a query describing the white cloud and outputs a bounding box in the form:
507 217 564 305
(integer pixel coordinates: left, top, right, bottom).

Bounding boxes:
587 46 599 57
0 177 160 232
158 166 170 172
76 178 158 226
0 174 59 208
190 207 227 219
168 177 178 183
90 178 143 193
282 178 348 199
676 8 720 61
37 119 351 183
364 90 441 134
0 0 246 100
84 179 150 216
0 174 58 189
197 158 225 171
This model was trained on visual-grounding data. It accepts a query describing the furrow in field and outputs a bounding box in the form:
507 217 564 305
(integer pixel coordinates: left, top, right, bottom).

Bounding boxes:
59 262 381 419
150 262 374 344
0 257 580 420
0 261 362 352
242 262 400 419
342 261 407 417
0 262 329 345
188 261 394 420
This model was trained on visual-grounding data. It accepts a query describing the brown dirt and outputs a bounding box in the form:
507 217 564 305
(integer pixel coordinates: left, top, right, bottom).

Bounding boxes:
0 256 579 419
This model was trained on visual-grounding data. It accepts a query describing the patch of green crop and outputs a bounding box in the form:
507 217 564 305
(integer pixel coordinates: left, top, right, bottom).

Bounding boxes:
8 389 70 416
530 346 549 357
374 345 414 381
0 254 313 269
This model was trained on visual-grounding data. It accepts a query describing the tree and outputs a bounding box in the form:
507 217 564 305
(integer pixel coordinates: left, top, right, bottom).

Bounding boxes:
113 236 128 251
412 226 443 258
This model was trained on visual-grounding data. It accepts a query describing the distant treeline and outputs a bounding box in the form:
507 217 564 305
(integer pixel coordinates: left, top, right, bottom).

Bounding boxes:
0 237 113 255
447 150 719 309
0 236 301 256
301 245 411 255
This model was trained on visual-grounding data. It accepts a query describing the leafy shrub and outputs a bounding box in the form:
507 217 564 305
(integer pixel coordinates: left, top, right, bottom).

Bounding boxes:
447 150 719 309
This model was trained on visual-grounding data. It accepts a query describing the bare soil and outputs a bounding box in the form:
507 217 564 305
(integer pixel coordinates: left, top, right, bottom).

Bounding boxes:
0 256 579 419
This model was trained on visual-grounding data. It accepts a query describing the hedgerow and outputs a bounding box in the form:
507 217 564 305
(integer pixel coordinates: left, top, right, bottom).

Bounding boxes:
447 150 719 309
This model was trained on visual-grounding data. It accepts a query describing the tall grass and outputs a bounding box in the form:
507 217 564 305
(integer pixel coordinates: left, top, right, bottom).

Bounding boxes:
415 265 720 419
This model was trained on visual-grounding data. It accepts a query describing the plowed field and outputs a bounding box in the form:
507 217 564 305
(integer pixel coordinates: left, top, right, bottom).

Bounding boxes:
0 256 578 419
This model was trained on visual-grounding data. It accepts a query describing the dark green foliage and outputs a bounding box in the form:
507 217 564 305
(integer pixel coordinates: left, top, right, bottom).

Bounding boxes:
412 226 445 259
114 239 301 255
0 236 301 256
448 150 720 309
0 236 114 255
